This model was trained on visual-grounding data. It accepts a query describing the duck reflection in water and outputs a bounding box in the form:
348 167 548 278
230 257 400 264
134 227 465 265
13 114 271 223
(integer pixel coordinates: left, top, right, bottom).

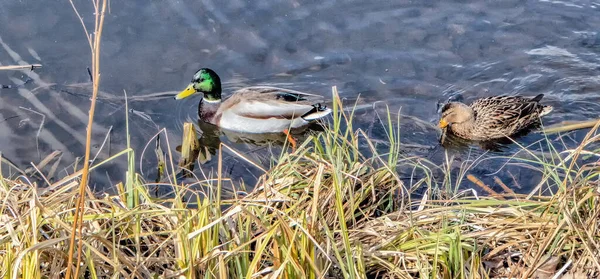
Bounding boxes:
174 119 326 178
439 118 542 153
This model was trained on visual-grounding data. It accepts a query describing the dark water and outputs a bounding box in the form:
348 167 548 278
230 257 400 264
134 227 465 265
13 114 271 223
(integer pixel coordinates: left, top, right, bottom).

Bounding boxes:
0 0 599 194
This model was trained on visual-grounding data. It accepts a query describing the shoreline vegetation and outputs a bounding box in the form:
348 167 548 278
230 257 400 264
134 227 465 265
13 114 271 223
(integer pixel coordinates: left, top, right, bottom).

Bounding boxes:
1 1 599 278
1 86 599 278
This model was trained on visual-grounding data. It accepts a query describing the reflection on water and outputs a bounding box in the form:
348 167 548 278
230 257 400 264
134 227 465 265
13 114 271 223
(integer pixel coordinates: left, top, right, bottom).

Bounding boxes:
169 118 328 189
0 0 599 193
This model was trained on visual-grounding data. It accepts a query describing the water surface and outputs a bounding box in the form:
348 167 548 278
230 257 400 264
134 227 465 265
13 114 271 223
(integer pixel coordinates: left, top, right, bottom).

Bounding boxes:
0 0 599 194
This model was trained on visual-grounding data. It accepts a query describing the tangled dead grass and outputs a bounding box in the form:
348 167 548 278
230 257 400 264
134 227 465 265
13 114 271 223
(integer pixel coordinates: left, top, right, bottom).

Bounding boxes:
1 88 599 278
3 1 598 278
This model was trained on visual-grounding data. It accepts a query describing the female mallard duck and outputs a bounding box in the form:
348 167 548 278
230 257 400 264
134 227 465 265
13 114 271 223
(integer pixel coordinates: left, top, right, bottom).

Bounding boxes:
438 94 553 141
175 68 332 148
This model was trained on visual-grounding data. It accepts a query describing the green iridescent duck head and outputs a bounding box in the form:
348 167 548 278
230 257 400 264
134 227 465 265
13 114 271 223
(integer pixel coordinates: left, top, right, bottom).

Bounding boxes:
175 68 222 102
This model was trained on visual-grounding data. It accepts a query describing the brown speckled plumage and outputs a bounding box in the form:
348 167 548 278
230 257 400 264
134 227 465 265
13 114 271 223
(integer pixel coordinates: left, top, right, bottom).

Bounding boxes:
439 94 553 141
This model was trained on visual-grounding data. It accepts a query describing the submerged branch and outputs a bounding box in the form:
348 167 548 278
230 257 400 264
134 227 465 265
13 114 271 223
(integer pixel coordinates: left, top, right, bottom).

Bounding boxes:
0 64 42 71
543 119 600 134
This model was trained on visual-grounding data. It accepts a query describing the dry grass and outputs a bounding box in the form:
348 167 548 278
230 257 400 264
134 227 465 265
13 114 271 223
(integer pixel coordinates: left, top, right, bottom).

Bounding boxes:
0 1 598 278
0 86 599 278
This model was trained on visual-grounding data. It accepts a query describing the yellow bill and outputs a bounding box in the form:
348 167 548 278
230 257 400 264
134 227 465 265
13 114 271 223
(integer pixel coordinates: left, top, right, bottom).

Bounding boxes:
175 84 196 100
438 119 449 128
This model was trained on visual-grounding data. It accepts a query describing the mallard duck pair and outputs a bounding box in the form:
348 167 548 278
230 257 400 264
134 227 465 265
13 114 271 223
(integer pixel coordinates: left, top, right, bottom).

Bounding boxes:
175 68 553 145
175 68 332 149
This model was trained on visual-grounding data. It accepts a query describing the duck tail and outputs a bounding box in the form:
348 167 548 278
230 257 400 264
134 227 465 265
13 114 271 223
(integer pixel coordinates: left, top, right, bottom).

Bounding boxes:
301 104 332 121
531 93 544 102
530 94 553 117
540 105 553 117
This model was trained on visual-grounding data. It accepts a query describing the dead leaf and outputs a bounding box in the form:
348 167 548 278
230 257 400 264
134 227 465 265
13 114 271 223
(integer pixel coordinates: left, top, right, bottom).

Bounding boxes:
561 270 588 279
532 256 560 279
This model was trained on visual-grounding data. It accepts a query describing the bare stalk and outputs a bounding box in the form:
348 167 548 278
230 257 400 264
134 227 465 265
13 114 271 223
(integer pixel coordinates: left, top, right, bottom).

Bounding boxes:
65 0 107 278
0 64 42 71
543 119 600 134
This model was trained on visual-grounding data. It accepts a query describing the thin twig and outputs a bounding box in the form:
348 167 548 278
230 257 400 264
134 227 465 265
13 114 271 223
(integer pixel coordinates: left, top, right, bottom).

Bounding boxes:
65 0 108 279
90 125 113 165
19 106 46 161
0 64 42 71
67 1 93 51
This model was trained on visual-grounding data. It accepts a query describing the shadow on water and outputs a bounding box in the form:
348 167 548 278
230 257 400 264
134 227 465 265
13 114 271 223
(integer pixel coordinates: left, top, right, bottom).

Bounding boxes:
172 119 326 179
439 123 543 154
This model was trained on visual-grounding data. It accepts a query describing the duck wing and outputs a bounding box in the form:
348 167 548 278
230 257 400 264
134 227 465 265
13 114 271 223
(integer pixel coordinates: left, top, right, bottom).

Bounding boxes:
220 86 330 120
471 94 545 129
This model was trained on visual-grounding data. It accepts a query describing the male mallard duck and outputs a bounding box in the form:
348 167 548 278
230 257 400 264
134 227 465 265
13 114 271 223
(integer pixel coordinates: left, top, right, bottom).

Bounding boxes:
438 94 553 141
175 68 332 149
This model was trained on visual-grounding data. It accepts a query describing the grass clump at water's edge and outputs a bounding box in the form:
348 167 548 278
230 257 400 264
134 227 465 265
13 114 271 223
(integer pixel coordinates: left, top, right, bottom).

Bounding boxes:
0 86 599 279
